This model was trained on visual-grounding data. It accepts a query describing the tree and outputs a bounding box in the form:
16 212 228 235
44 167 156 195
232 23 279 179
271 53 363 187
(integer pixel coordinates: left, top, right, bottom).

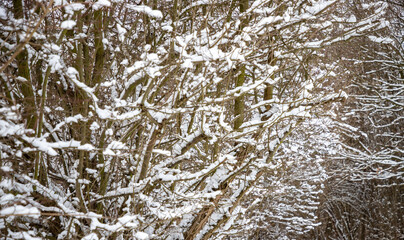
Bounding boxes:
0 0 392 239
315 1 404 239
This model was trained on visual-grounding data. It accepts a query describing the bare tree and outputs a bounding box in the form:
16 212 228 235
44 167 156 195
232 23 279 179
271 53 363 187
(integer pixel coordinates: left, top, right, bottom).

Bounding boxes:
0 0 393 239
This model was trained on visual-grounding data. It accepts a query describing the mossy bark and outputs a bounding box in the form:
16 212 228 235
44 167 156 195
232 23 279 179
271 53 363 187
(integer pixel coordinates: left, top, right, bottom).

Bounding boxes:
233 0 248 130
234 66 246 130
92 9 105 87
13 0 37 130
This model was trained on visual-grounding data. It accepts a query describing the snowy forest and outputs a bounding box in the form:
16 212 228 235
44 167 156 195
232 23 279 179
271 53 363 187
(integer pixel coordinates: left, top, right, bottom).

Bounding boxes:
0 0 403 239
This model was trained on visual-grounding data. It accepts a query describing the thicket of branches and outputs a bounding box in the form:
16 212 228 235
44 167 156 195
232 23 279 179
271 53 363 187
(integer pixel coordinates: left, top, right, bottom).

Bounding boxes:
0 0 402 239
314 1 404 239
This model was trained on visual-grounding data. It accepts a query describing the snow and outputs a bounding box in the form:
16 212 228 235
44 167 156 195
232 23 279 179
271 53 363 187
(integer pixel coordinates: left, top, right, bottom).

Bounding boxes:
162 25 173 32
146 53 159 62
92 0 111 10
152 149 171 156
7 231 41 240
230 47 245 62
60 20 76 30
89 215 139 233
182 59 194 69
0 205 40 218
0 7 7 20
1 1 401 239
22 137 58 156
257 16 283 27
64 3 85 15
305 0 336 15
77 144 95 151
53 0 66 7
16 76 28 82
48 55 63 73
0 119 25 137
347 15 357 22
115 109 141 120
219 113 232 132
118 215 139 228
126 4 163 19
96 108 113 119
134 232 149 240
117 24 127 42
0 193 15 204
105 128 113 136
368 35 394 44
120 59 129 65
103 148 116 156
86 168 98 174
82 233 99 240
90 122 100 130
66 114 84 124
305 40 323 48
107 141 126 150
199 46 225 61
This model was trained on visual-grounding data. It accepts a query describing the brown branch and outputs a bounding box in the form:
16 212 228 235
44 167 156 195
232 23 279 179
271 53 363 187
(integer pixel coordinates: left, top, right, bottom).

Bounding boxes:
0 0 54 74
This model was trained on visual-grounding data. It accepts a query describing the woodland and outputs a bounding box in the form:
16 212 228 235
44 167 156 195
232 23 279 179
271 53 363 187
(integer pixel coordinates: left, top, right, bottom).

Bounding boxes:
0 0 403 239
